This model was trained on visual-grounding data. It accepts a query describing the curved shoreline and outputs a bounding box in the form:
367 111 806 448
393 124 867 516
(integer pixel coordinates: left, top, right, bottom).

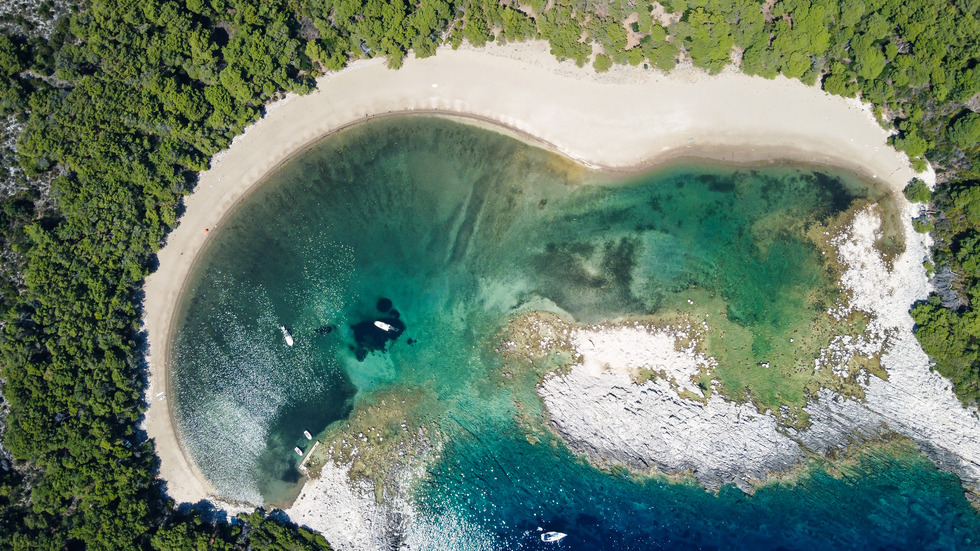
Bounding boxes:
141 40 926 505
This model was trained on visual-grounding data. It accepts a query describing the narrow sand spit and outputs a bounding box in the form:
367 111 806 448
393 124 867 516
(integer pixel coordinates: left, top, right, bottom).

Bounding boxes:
142 40 927 507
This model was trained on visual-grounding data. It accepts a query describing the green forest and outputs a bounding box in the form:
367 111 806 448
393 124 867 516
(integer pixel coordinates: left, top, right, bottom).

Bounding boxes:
0 0 977 548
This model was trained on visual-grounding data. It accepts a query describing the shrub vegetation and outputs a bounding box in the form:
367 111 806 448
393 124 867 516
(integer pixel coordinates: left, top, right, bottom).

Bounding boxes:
0 0 978 547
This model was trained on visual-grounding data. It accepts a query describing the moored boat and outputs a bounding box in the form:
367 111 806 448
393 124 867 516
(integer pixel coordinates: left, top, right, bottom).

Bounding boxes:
280 325 294 346
373 320 394 332
294 447 303 456
541 531 567 543
303 430 313 440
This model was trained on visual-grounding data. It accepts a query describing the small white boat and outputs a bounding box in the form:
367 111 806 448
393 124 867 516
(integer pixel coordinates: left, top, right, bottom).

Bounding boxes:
294 447 303 456
303 430 313 440
373 320 394 332
280 325 294 346
541 531 567 543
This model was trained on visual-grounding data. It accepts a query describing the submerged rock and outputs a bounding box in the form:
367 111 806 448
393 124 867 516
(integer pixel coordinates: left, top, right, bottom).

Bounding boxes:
350 310 406 361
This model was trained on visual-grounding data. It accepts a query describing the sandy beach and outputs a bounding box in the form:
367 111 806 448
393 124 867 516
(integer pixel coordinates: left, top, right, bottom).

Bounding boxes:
142 39 927 506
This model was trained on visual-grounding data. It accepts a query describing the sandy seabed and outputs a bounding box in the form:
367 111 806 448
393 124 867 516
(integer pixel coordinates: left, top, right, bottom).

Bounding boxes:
141 40 947 540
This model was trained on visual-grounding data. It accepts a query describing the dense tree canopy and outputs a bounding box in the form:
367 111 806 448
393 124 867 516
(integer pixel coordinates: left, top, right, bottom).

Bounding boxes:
949 113 980 149
0 0 977 547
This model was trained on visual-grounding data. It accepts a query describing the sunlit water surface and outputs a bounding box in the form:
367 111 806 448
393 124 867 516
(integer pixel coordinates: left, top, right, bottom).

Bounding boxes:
171 116 980 549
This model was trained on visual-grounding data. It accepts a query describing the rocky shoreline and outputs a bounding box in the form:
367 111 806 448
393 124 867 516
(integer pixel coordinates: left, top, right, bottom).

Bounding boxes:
537 201 980 498
279 199 980 550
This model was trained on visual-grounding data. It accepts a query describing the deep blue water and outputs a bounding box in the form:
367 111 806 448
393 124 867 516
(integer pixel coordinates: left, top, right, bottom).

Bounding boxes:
419 419 979 550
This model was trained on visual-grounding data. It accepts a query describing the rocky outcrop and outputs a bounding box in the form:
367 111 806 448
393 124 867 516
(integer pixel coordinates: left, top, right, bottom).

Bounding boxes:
539 371 802 492
538 204 980 496
287 461 408 551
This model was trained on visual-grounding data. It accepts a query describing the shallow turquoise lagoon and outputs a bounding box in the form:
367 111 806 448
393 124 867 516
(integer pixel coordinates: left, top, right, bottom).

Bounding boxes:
171 116 980 549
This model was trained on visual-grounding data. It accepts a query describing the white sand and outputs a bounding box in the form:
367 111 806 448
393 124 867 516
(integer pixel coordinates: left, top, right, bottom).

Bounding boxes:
142 39 927 506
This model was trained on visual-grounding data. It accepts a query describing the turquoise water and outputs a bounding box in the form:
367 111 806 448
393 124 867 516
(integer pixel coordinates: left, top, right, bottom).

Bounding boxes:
420 424 980 550
170 116 980 547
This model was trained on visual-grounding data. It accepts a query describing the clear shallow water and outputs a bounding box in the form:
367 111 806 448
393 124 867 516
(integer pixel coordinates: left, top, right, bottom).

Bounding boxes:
171 116 980 547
